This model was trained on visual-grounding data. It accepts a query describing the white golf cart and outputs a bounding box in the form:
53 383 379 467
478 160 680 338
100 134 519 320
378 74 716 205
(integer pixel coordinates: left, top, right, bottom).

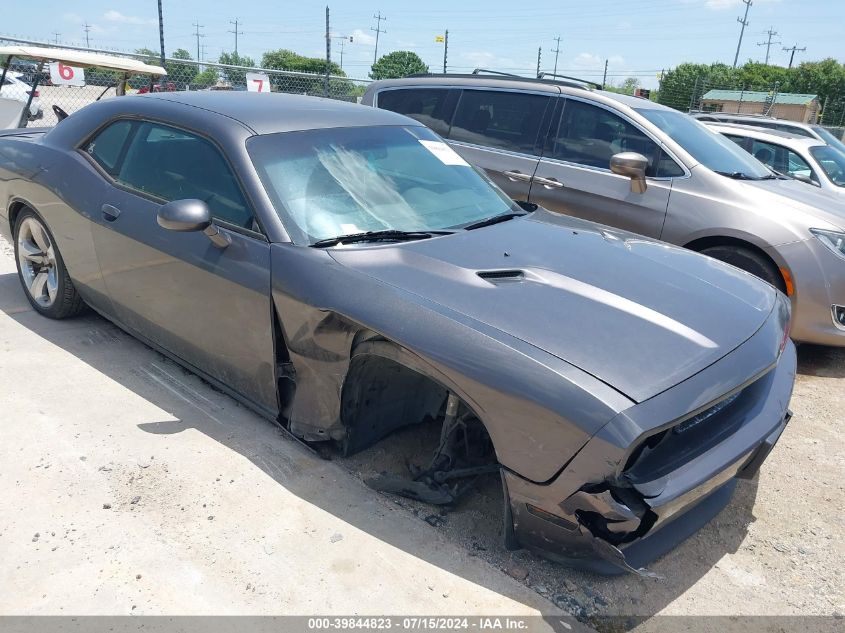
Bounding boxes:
0 45 166 129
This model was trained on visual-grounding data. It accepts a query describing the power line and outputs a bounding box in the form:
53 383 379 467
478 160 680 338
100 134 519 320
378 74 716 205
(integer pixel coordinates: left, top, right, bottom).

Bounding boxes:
733 0 752 68
229 18 243 55
757 27 780 65
782 43 806 69
52 32 61 44
551 35 561 76
371 12 386 64
82 22 91 48
536 47 541 79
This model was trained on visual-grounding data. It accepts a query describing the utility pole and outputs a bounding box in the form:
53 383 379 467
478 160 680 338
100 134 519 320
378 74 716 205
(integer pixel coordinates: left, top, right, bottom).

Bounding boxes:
52 32 61 45
371 12 386 64
229 18 243 56
551 35 561 77
157 0 165 67
733 0 752 68
536 47 541 78
757 27 780 65
783 43 806 69
193 22 204 65
333 36 353 71
602 58 608 89
443 30 448 74
83 22 91 48
325 6 331 97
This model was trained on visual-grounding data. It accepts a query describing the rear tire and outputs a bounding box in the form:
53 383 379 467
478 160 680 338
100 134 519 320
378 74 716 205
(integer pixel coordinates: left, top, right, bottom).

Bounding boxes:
700 245 785 293
13 209 85 319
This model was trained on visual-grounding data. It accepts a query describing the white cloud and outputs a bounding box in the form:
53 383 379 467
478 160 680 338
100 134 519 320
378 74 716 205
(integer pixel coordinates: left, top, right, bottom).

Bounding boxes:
62 12 82 23
461 50 522 70
570 52 625 71
350 29 376 46
103 10 156 26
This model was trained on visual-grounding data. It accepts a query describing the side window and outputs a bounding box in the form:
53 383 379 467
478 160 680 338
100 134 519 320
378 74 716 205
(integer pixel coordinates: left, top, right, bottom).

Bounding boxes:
723 134 748 149
654 149 685 178
548 99 661 174
448 90 550 154
86 120 134 176
376 88 455 136
116 122 254 229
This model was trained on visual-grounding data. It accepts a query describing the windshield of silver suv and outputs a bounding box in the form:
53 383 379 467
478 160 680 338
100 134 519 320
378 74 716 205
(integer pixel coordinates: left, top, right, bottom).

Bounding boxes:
636 108 773 180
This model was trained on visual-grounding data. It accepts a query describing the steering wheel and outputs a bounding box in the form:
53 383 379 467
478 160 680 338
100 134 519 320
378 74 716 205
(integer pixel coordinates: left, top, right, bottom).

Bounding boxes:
52 104 69 122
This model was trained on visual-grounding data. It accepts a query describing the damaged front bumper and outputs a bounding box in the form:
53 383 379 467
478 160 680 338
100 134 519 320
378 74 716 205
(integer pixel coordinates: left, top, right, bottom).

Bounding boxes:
503 320 797 576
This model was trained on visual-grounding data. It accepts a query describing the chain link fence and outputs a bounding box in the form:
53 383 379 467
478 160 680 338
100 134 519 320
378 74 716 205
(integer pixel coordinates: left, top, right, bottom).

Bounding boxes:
1 37 370 127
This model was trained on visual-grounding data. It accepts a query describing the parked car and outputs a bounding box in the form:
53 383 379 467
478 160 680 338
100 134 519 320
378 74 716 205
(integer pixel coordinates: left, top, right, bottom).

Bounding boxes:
0 92 795 575
706 122 845 195
692 112 845 155
0 71 43 120
362 75 845 345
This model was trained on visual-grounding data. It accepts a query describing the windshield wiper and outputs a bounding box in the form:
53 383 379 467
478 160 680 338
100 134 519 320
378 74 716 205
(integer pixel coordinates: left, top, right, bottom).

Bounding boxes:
463 211 528 231
714 170 755 180
310 229 453 248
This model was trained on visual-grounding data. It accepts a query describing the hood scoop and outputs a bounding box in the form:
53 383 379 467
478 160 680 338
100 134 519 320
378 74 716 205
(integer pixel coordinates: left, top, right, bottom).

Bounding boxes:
477 269 525 283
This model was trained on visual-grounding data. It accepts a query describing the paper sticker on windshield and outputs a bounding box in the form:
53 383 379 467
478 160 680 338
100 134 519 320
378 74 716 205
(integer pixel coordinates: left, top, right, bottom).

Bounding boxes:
419 140 469 166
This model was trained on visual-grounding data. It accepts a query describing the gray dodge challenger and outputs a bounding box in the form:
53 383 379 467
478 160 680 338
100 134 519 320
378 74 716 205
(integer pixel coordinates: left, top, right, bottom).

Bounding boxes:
0 92 795 575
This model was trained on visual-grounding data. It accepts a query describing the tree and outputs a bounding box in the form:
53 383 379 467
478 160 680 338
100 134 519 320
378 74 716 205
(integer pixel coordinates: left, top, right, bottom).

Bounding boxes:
218 51 256 87
191 68 220 89
619 77 640 95
370 51 428 80
261 49 345 95
166 48 198 87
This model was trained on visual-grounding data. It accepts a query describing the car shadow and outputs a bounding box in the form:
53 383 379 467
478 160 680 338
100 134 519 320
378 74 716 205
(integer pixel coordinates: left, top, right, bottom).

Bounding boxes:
0 269 797 627
796 343 845 378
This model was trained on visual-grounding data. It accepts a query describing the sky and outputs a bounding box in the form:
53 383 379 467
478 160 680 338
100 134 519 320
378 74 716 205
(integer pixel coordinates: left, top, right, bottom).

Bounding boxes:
3 1 843 88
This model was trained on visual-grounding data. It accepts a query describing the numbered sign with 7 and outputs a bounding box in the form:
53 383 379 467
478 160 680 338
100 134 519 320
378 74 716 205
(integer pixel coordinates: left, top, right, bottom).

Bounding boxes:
246 72 271 93
49 62 86 87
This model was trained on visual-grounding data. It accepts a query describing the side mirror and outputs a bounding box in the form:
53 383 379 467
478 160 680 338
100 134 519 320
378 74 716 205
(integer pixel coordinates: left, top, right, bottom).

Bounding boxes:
157 199 229 248
610 152 649 194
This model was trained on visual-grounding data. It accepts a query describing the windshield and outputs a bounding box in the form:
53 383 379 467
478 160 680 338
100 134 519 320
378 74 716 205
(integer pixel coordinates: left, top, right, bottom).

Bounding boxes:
635 108 772 179
248 125 519 245
811 126 845 155
809 145 845 187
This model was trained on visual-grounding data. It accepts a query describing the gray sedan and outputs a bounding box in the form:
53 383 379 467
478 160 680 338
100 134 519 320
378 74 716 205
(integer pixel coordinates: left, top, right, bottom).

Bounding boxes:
0 92 795 575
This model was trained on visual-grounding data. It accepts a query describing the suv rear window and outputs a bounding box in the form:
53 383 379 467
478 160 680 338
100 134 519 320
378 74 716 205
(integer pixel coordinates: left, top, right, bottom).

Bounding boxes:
448 89 550 155
375 88 455 136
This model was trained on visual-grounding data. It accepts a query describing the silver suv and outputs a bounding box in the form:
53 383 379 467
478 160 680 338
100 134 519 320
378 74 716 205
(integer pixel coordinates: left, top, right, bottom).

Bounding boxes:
362 75 845 345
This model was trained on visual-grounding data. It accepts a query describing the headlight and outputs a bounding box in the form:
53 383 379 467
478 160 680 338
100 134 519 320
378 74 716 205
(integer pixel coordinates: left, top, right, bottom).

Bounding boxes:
810 228 845 261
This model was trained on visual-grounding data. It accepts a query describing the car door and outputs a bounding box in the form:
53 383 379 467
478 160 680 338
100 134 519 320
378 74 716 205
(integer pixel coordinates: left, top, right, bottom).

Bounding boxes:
529 97 679 238
82 119 277 415
444 88 555 201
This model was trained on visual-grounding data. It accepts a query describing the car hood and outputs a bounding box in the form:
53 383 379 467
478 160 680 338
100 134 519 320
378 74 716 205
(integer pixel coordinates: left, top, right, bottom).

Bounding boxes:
328 210 776 403
740 177 845 231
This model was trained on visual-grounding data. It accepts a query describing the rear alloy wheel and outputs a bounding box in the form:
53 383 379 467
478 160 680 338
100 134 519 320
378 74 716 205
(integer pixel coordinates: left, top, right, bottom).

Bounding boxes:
13 210 85 319
700 245 786 293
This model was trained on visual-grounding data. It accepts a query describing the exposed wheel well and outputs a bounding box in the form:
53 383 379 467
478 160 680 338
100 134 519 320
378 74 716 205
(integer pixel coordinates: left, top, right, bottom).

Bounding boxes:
685 235 788 293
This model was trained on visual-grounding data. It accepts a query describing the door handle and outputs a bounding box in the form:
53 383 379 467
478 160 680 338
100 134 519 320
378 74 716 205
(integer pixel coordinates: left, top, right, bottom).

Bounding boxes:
534 176 564 189
503 170 533 183
101 204 121 221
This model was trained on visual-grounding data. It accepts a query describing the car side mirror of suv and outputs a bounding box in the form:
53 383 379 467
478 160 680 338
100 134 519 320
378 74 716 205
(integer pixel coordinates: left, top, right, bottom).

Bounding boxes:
610 152 649 194
157 199 230 248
